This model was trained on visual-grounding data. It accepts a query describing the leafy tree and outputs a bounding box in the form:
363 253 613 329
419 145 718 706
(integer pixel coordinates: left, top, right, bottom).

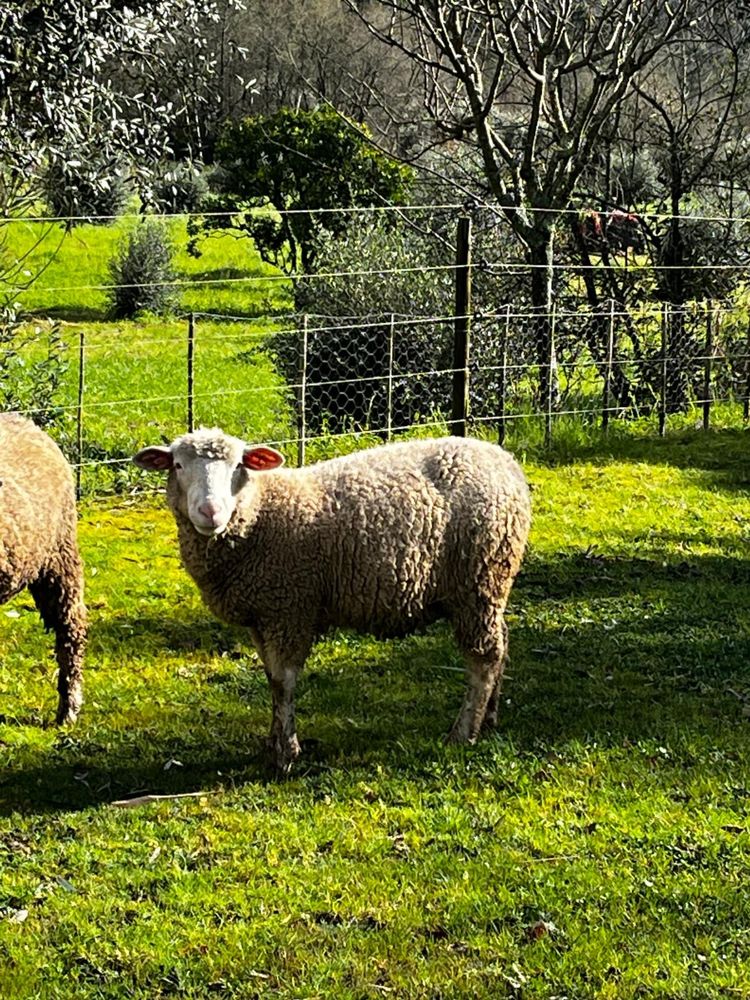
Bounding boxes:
345 0 700 404
0 0 237 425
190 108 413 273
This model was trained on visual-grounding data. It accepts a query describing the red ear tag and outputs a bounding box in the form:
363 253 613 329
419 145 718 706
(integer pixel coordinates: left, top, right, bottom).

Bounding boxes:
242 446 285 471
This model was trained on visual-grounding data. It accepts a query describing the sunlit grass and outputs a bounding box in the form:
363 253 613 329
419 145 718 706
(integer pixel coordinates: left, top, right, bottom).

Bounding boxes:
1 433 750 997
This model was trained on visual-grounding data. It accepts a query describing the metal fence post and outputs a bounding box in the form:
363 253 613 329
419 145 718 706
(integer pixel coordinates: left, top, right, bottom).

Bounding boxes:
297 314 308 467
76 328 85 500
451 216 472 436
603 300 615 433
498 304 510 446
544 303 556 448
386 312 395 441
659 304 668 437
187 312 195 433
703 303 713 432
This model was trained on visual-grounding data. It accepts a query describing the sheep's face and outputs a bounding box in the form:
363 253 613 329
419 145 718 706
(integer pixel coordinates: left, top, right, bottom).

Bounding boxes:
133 428 284 537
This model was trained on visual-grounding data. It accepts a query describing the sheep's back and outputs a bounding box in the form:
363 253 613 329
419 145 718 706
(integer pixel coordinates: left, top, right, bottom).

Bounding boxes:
0 414 77 599
312 437 530 634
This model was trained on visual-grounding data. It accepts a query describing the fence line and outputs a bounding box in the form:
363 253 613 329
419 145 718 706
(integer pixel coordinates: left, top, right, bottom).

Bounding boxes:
6 209 750 495
6 200 750 226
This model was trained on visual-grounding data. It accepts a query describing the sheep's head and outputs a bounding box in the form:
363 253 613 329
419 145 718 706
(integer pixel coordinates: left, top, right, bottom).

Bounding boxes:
133 428 284 537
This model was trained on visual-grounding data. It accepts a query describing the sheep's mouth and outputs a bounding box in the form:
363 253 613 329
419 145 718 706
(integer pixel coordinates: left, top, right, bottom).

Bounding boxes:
192 519 228 537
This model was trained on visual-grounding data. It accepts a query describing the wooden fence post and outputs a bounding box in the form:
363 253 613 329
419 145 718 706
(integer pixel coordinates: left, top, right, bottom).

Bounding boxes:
451 216 472 436
76 328 85 500
187 312 195 433
603 300 615 432
703 303 713 432
297 314 308 467
498 303 510 445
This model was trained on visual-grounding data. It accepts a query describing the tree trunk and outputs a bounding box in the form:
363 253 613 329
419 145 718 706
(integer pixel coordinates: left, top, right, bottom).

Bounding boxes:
528 229 559 409
567 214 635 409
662 169 696 412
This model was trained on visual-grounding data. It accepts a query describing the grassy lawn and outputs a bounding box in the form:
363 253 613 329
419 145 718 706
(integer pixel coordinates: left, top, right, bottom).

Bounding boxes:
0 430 749 998
6 216 297 491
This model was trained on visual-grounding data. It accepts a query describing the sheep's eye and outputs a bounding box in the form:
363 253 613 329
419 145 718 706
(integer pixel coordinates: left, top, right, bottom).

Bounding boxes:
174 462 182 471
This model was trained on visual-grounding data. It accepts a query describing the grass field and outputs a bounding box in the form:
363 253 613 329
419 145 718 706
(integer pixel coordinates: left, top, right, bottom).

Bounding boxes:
1 430 750 998
3 215 750 997
5 215 298 492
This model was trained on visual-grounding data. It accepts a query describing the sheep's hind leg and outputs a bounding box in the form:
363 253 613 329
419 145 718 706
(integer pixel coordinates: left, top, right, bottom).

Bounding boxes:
254 630 312 774
481 620 509 732
29 561 87 726
448 615 507 744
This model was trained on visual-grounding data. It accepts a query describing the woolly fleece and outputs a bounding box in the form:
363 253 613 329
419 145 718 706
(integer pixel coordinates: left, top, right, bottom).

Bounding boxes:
0 413 87 723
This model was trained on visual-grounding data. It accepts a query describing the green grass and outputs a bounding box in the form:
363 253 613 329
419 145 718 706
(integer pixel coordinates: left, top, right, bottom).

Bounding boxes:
5 216 298 491
10 215 291 319
1 431 750 998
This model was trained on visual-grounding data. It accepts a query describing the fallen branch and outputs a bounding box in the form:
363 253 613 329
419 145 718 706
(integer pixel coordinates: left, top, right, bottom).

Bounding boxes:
109 791 212 809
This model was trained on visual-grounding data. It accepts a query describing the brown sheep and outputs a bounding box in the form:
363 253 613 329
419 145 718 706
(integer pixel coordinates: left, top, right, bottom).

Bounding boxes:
0 414 87 723
134 430 530 771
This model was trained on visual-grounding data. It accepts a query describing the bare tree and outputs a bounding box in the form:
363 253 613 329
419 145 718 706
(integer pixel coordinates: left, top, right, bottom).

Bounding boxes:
345 0 698 400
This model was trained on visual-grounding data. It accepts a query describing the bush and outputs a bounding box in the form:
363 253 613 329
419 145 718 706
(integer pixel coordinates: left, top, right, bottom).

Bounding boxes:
149 161 209 215
43 156 131 224
0 309 68 428
107 219 177 319
271 211 523 435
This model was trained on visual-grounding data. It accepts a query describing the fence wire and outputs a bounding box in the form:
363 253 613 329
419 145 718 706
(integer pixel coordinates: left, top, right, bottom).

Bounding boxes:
3 204 750 496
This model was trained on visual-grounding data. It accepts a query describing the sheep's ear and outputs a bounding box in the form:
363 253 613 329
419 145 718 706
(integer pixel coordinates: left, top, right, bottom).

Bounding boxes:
242 446 285 472
133 446 174 471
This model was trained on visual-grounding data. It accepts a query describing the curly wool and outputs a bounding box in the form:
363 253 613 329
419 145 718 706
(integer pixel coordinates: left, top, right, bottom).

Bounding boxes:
0 414 87 724
172 435 530 652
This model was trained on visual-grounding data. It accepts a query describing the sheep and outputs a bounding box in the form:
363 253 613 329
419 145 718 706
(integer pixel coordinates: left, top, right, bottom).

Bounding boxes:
0 413 87 724
134 429 531 770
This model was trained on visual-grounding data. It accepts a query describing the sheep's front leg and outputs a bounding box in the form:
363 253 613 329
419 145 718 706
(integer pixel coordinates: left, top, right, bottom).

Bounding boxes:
253 629 312 773
29 560 87 726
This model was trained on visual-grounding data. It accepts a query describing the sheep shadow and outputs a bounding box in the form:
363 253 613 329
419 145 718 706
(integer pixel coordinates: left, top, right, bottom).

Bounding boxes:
3 546 750 815
537 426 750 494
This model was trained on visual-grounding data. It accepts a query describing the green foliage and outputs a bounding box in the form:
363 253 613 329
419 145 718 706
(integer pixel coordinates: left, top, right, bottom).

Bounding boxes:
0 311 68 427
43 156 131 224
274 210 534 434
191 108 414 272
148 161 210 215
2 432 750 997
107 219 177 319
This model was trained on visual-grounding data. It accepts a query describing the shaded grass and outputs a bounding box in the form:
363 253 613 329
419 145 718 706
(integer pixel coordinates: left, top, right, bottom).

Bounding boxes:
1 433 750 997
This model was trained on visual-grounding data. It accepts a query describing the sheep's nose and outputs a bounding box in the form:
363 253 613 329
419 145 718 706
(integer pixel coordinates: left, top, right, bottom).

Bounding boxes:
198 501 224 526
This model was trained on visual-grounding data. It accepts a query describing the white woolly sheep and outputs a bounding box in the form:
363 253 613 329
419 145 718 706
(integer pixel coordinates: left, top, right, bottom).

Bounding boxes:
134 430 531 770
0 413 87 723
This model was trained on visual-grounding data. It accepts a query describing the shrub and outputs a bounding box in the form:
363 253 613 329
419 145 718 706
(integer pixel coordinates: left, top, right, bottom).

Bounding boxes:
271 211 523 435
0 308 68 428
43 156 131 224
107 219 177 319
149 161 209 215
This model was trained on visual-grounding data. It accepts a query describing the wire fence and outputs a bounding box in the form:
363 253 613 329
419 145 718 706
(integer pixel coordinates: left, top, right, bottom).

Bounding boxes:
3 202 750 497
